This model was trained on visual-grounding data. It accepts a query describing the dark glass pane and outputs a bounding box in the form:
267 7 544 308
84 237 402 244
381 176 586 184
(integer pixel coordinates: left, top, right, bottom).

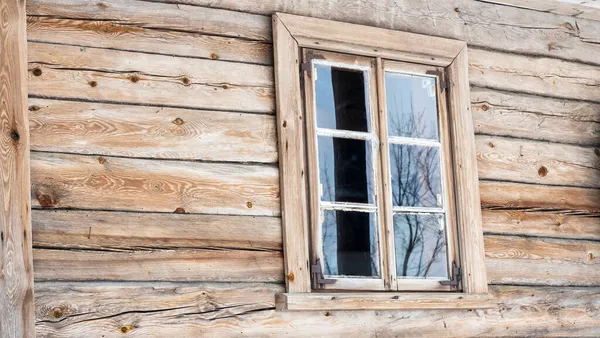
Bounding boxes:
394 213 448 278
385 72 439 140
318 136 374 204
315 64 370 132
322 210 380 277
389 144 442 208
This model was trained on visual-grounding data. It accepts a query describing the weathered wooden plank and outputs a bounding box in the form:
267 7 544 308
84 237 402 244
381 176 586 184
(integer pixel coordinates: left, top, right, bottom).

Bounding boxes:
471 88 600 146
34 282 600 337
277 292 495 311
476 136 600 188
482 0 600 21
131 0 600 66
28 66 273 113
482 209 600 241
33 248 283 282
28 42 273 87
28 99 277 162
0 0 36 336
27 0 272 41
480 181 600 215
27 17 273 65
486 235 600 286
30 152 280 216
469 48 600 103
446 47 487 294
32 209 282 251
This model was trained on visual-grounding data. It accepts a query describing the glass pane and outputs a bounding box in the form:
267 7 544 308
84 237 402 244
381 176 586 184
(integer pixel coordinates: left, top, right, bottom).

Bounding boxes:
393 213 448 278
389 144 442 208
315 64 370 132
318 136 374 204
385 72 439 140
322 210 380 277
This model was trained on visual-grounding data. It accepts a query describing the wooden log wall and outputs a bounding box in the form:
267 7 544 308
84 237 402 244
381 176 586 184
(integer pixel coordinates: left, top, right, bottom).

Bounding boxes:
25 0 599 336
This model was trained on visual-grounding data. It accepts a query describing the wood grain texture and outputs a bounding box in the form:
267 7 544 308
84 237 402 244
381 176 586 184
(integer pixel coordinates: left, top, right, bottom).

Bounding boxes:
482 0 600 21
27 0 271 41
30 152 280 216
29 98 278 162
476 135 600 188
277 292 495 311
28 43 274 113
33 248 283 282
480 181 600 214
32 209 282 251
272 15 311 293
34 282 600 337
485 235 600 286
469 48 600 102
471 88 600 146
134 0 600 66
446 47 488 294
277 12 465 66
0 0 35 336
27 16 273 65
482 209 600 240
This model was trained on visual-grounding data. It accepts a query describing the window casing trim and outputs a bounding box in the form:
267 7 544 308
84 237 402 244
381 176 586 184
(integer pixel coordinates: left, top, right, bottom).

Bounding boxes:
273 12 489 310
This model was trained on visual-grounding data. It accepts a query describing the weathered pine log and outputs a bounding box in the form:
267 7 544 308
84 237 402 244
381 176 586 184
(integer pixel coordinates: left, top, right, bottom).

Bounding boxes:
34 282 600 337
475 135 600 189
482 210 600 241
31 233 598 286
33 249 283 282
32 209 282 251
26 0 600 67
28 42 272 87
0 0 36 336
30 152 280 216
471 88 600 146
480 0 600 21
28 99 277 163
27 46 273 113
480 181 600 214
485 235 600 286
27 17 273 65
469 49 600 103
27 0 271 41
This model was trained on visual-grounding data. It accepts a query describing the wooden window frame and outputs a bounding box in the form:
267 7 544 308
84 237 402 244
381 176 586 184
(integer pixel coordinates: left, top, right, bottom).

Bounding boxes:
273 13 491 311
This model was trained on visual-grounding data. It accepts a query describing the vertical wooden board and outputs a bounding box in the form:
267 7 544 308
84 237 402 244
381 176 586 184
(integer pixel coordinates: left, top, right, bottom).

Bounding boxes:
273 15 311 292
0 0 35 336
447 47 487 294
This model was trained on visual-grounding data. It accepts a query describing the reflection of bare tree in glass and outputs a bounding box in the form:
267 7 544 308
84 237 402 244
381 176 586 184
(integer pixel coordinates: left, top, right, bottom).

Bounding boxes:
389 92 447 278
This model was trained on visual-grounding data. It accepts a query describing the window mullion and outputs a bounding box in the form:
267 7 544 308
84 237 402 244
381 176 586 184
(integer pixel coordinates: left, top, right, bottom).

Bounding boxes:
375 57 398 291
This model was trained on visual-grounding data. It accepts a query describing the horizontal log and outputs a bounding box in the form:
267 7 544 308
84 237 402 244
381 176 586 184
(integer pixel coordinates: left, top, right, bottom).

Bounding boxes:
480 181 600 215
30 152 280 216
28 42 272 87
469 48 600 102
34 282 600 336
27 0 271 41
476 135 600 188
33 248 283 282
123 0 600 66
482 209 600 241
32 209 282 251
29 99 277 162
471 88 600 146
27 16 273 65
28 66 273 113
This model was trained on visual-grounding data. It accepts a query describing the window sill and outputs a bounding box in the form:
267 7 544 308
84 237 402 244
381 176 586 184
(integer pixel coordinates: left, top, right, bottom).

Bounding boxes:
275 292 495 311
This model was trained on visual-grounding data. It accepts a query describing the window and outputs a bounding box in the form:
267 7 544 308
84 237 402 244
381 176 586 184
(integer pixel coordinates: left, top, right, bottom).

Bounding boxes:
273 13 491 311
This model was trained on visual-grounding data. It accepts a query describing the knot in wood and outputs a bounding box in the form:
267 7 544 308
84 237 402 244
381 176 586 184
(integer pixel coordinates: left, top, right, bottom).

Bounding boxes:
174 207 186 213
98 157 106 164
210 52 220 60
32 68 42 76
129 75 140 83
37 193 56 208
10 130 20 141
89 80 98 88
537 166 548 177
287 272 295 282
119 325 133 334
172 117 185 125
246 201 253 208
29 105 40 111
